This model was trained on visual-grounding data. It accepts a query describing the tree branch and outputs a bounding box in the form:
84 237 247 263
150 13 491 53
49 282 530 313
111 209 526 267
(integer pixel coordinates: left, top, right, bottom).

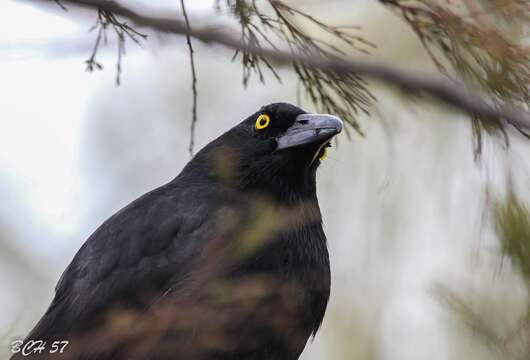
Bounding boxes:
27 0 530 133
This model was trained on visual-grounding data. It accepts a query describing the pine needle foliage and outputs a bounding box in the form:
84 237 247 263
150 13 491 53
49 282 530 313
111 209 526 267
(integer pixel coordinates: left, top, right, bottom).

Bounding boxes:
57 0 530 150
381 0 530 155
217 0 376 135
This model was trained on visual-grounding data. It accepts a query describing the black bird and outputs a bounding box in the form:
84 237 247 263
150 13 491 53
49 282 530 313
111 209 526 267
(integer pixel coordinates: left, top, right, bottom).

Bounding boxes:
14 103 342 360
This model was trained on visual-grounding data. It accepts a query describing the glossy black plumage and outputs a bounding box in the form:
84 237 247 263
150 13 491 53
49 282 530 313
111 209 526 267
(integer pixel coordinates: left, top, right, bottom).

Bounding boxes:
15 103 340 360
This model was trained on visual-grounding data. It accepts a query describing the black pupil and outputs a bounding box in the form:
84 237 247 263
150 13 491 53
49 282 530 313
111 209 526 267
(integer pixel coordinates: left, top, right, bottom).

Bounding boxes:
260 118 267 126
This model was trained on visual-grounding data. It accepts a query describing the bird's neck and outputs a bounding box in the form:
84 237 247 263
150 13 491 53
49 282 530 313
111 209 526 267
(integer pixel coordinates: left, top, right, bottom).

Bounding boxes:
238 158 319 205
178 152 319 205
240 173 317 205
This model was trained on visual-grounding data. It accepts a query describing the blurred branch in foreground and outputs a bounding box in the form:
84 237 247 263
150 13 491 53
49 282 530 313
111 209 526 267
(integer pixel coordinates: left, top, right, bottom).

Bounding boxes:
496 193 530 286
434 193 530 359
24 0 530 141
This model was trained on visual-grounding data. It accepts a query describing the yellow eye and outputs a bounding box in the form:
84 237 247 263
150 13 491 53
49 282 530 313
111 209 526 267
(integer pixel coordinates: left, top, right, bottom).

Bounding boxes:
255 114 271 130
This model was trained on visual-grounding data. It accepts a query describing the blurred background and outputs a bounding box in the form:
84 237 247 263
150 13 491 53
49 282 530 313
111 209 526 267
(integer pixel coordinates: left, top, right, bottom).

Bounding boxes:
2 0 530 359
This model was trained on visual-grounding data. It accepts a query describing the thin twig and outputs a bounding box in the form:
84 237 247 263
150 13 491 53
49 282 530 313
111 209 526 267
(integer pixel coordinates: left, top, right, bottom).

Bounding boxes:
180 0 198 157
84 8 147 85
54 0 67 10
25 0 530 134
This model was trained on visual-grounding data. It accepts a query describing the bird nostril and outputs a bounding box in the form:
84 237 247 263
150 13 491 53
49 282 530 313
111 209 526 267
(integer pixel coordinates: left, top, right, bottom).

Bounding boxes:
298 120 309 124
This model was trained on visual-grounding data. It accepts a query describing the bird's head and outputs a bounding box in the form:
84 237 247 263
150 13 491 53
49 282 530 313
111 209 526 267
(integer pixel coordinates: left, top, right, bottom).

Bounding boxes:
183 103 343 201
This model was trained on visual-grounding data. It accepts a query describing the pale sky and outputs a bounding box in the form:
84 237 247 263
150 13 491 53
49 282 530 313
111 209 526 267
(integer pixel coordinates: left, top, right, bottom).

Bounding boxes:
0 0 214 245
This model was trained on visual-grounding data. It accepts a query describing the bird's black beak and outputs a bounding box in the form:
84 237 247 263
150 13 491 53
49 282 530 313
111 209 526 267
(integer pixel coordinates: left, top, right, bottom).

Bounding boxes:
275 114 343 151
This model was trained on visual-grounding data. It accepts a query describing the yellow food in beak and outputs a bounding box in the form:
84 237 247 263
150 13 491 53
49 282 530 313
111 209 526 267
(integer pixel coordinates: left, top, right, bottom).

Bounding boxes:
319 146 328 161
